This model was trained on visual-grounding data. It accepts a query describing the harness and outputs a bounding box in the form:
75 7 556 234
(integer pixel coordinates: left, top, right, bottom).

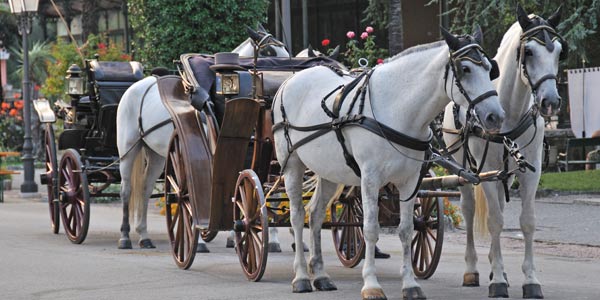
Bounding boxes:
444 22 566 202
273 40 497 201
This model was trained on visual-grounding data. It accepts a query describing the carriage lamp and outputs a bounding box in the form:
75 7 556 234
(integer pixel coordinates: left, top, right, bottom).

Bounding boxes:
216 72 240 95
66 64 85 97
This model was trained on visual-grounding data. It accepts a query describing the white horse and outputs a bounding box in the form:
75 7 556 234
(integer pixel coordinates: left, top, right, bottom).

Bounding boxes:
115 27 289 251
442 5 564 299
272 27 504 300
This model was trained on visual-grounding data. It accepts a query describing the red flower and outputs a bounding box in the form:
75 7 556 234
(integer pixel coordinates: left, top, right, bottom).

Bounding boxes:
9 108 18 117
377 58 384 65
1 103 9 110
14 100 24 109
98 42 107 49
321 39 330 47
34 85 40 91
120 54 131 61
13 93 21 99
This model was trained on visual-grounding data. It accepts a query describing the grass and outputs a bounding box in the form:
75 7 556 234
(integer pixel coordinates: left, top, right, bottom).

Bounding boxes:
539 169 600 192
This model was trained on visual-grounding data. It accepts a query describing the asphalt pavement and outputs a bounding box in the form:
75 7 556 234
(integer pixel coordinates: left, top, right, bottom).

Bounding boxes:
1 172 600 300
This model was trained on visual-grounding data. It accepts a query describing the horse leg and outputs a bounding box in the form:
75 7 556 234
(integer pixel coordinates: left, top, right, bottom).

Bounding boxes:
289 227 309 252
482 181 509 298
285 155 312 293
268 227 282 252
399 195 426 299
226 230 235 248
518 173 543 299
359 174 387 300
307 178 337 291
460 184 480 286
135 149 164 249
118 144 142 249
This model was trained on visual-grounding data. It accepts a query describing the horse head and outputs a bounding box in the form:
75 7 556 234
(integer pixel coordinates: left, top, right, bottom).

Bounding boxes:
516 4 565 116
441 26 505 133
245 26 290 57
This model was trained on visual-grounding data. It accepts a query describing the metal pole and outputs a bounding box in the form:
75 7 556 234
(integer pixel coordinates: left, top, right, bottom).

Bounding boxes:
281 0 292 53
274 0 281 41
19 14 38 194
302 0 308 48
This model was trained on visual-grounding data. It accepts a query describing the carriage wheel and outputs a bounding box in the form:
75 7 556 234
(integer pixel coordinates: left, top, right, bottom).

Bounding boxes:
201 230 218 242
331 187 365 268
164 132 198 269
58 149 90 244
44 124 60 234
411 194 444 279
233 169 268 282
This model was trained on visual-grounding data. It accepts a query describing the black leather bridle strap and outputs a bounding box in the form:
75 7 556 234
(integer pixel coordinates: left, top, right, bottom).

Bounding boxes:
531 73 557 91
469 90 498 107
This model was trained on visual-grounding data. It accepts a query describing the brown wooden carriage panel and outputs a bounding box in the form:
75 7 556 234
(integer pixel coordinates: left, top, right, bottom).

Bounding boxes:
157 75 213 229
210 98 260 230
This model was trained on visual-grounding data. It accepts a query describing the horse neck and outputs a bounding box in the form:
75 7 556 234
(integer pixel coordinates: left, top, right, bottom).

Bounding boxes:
368 47 449 140
494 26 534 130
232 39 253 56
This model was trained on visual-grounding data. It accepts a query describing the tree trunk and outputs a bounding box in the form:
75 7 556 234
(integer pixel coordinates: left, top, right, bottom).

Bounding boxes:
82 0 100 41
388 0 403 56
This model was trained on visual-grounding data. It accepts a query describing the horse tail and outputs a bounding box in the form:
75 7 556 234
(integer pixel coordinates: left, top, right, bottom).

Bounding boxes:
129 147 146 223
473 184 489 237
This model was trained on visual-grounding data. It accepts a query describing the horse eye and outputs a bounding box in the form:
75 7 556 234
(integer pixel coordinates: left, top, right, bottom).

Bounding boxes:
462 66 470 74
524 48 533 56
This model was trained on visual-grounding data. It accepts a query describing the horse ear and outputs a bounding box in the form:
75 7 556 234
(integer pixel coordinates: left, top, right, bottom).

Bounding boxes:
517 3 531 30
547 5 562 28
257 23 267 33
329 45 340 60
307 44 316 57
472 24 484 45
246 26 262 42
440 27 460 51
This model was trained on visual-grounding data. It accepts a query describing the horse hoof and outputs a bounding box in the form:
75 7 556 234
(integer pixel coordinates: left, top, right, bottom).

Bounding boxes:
118 239 132 249
313 277 337 291
139 239 156 249
226 238 235 248
488 283 509 298
403 287 426 300
489 272 509 287
292 279 313 293
374 246 390 259
462 272 480 287
291 243 309 252
361 288 387 300
523 284 544 299
197 243 210 253
268 242 281 253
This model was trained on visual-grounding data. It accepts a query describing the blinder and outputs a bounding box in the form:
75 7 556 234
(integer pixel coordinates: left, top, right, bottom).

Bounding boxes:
450 45 499 81
559 39 569 60
490 59 500 80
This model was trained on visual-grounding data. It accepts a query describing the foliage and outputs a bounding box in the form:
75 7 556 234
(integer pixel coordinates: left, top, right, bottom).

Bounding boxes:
343 26 388 68
539 169 600 191
426 0 600 67
42 35 131 100
443 197 463 227
10 41 54 86
0 100 24 151
363 0 389 31
128 0 270 69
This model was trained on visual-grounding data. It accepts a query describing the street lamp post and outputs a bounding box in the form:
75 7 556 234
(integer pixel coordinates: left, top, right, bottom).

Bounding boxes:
9 0 40 195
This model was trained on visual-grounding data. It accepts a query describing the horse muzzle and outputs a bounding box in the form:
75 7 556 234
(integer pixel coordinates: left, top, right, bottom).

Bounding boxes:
539 94 561 117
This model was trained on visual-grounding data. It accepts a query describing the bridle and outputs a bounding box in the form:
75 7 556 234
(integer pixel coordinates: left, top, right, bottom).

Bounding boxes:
253 32 289 57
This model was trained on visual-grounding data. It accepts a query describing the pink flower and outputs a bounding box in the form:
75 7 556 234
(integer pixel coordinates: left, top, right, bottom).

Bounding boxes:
321 39 330 47
365 26 374 33
360 32 369 40
377 58 384 65
346 31 356 39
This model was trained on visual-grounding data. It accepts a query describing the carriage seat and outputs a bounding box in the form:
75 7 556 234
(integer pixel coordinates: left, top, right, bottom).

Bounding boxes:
88 60 144 106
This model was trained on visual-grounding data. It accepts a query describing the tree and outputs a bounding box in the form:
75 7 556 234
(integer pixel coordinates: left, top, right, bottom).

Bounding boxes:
429 0 600 68
388 0 403 55
81 0 100 41
128 0 270 68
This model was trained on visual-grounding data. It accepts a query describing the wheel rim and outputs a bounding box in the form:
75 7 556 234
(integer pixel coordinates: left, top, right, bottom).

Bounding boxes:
331 187 365 268
165 132 198 269
201 230 218 242
411 195 444 279
234 170 268 282
58 149 90 244
44 124 59 234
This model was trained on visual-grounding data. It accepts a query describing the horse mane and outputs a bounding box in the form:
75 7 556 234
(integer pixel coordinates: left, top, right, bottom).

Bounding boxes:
384 40 446 63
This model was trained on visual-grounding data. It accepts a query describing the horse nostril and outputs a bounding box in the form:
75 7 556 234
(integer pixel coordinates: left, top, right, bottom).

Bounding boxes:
486 113 502 129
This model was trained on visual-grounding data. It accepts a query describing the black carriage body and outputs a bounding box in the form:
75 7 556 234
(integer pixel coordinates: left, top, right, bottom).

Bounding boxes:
58 60 144 157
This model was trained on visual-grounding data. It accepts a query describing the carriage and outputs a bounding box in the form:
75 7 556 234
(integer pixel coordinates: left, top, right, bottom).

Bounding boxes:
34 58 146 243
155 50 496 281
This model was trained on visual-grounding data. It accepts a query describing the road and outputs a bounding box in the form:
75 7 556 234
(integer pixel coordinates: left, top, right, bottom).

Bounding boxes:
1 186 599 300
